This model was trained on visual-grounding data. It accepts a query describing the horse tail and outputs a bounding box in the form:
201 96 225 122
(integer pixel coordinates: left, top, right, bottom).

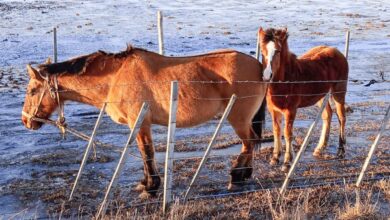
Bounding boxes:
252 97 267 149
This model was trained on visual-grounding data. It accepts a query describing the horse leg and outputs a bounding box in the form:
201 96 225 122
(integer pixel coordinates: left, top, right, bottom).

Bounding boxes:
282 109 296 172
313 98 332 157
134 162 148 191
333 94 347 158
252 98 267 151
228 123 256 190
270 110 282 165
135 126 161 198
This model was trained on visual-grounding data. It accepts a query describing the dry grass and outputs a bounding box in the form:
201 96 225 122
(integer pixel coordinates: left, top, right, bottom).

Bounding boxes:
266 190 309 220
95 181 389 220
377 179 390 200
337 190 381 220
7 179 388 219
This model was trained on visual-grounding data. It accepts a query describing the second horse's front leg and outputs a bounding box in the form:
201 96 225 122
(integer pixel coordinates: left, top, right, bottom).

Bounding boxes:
282 109 296 172
270 110 283 165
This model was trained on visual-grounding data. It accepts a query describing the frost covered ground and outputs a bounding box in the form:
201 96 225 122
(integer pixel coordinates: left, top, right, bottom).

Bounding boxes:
0 0 389 218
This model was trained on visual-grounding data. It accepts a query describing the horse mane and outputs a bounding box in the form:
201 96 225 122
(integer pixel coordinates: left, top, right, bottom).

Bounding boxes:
263 28 276 42
262 28 289 44
262 28 296 60
38 44 142 76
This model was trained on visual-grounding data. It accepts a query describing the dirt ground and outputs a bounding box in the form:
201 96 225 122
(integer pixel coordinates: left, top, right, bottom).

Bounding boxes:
0 0 389 219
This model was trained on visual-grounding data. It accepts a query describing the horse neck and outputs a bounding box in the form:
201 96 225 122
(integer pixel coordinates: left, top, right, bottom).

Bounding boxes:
57 58 121 108
274 43 299 82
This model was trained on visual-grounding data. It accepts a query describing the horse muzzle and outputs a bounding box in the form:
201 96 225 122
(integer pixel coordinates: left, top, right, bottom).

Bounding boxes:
22 111 43 130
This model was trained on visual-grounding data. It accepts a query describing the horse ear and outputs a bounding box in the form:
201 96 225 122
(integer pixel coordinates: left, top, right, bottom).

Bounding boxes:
27 64 40 79
27 64 47 81
258 27 265 37
281 28 289 42
45 57 52 64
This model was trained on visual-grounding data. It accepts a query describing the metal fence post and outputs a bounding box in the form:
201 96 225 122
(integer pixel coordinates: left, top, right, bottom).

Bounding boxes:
157 11 164 55
69 103 107 201
184 94 237 201
96 102 150 217
255 30 261 60
344 30 350 60
280 93 330 194
255 30 266 136
356 104 390 187
53 27 58 63
163 81 179 213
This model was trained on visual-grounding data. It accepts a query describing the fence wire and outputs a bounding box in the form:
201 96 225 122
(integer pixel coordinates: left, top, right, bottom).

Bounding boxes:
1 79 390 216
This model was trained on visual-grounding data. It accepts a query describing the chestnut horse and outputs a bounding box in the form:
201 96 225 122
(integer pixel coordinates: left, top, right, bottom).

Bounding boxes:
259 28 348 172
21 45 268 197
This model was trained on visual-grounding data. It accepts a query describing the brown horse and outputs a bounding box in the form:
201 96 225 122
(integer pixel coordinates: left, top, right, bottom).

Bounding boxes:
259 28 348 172
21 45 268 196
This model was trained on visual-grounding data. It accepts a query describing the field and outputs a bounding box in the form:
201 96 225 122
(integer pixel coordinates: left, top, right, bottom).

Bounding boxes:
0 0 389 219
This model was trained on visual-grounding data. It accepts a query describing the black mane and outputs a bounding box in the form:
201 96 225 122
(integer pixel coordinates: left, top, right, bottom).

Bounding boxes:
262 28 289 43
264 28 276 42
38 44 138 76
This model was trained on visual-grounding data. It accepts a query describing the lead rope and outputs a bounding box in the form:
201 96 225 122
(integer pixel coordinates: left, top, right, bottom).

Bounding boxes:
53 75 66 138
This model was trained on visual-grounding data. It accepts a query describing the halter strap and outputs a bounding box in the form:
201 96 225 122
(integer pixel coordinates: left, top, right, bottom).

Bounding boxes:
23 72 66 135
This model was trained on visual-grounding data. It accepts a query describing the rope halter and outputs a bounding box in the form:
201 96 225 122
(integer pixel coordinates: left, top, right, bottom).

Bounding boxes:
22 71 66 136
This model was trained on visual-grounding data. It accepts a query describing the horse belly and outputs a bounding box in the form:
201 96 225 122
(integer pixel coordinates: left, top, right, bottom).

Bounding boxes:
149 92 225 128
298 95 325 108
106 106 128 125
176 101 224 127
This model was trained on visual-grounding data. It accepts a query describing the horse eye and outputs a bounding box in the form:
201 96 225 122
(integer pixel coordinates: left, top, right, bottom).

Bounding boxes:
29 88 37 96
275 50 280 53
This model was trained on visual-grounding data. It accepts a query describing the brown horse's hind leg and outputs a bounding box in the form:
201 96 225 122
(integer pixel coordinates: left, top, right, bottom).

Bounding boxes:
270 110 282 165
228 122 256 190
135 126 161 198
333 94 347 158
282 109 296 172
313 98 332 157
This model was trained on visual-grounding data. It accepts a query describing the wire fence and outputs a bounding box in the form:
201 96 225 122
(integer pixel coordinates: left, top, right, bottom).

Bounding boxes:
1 12 390 219
2 69 390 217
4 78 389 215
6 79 390 98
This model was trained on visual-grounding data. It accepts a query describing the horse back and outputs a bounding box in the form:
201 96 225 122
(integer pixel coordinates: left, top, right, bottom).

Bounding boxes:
111 50 266 127
299 46 348 80
295 46 348 107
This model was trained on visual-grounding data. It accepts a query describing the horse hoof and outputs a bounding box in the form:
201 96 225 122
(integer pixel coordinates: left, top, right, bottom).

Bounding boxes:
281 164 290 173
134 183 146 192
243 167 253 179
139 191 151 200
337 152 345 159
228 183 241 191
270 158 279 166
230 165 252 186
313 150 322 158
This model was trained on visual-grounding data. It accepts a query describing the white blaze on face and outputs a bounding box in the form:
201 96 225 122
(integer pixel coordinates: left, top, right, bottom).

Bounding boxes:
264 41 276 81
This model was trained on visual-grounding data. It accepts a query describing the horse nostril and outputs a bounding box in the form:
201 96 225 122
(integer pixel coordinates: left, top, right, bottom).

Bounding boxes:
21 116 32 129
22 116 27 125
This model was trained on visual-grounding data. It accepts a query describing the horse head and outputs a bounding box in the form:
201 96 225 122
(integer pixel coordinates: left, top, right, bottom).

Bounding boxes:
22 58 60 130
259 27 288 81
